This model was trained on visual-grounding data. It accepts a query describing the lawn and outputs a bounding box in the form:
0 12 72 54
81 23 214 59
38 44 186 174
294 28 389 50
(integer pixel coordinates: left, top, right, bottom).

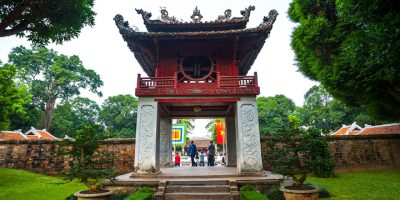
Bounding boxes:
0 168 87 200
308 170 400 200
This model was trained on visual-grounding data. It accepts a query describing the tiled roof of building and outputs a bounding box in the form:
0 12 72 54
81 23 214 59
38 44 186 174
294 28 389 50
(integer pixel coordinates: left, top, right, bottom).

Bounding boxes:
334 123 400 136
357 123 400 135
0 131 28 140
24 127 59 140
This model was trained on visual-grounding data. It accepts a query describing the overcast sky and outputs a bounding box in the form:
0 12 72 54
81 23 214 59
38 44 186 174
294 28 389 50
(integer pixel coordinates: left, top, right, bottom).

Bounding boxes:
0 0 316 137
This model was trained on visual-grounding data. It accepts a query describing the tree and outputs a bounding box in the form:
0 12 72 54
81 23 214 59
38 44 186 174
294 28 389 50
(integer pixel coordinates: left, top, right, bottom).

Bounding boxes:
257 95 297 135
300 85 389 133
176 119 195 134
100 95 138 138
289 0 400 120
0 0 95 45
0 63 31 130
52 97 101 138
8 46 103 130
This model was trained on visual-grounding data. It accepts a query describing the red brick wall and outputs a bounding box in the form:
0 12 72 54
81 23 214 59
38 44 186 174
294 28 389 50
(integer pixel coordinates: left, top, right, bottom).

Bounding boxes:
0 138 135 175
260 134 400 172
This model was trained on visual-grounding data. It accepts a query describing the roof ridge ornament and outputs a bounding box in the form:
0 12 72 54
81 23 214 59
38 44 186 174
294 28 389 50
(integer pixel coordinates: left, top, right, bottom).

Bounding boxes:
114 14 136 34
160 7 178 23
191 6 203 23
217 9 232 22
136 8 152 22
241 5 255 19
259 9 278 27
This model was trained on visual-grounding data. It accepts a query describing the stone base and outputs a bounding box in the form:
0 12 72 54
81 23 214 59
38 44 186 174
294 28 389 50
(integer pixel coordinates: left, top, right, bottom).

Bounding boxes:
130 171 161 178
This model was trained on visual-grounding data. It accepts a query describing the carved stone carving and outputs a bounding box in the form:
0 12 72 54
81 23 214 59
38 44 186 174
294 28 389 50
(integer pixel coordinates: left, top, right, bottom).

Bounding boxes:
160 8 178 23
137 105 155 171
159 118 172 166
240 6 255 19
114 14 135 35
135 8 152 22
259 9 279 27
240 104 258 162
191 6 203 23
217 9 232 22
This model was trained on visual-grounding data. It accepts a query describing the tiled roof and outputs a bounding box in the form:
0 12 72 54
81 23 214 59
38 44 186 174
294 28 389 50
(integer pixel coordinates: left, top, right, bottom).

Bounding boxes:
357 124 400 135
24 127 59 140
0 131 28 140
334 123 400 136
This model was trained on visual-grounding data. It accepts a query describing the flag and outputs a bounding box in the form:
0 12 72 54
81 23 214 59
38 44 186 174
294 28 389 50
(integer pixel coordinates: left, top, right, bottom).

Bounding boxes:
172 124 186 145
216 121 226 144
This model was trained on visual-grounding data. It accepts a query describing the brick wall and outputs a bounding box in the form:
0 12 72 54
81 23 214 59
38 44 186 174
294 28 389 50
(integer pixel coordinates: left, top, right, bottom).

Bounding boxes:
260 134 400 172
0 138 135 175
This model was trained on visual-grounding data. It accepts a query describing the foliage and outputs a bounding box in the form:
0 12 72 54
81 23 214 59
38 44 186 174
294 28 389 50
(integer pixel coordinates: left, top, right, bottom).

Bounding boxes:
8 45 103 130
266 115 334 189
257 95 297 135
124 187 155 200
100 95 138 138
308 170 400 200
289 0 400 120
0 0 95 45
0 168 86 200
52 97 101 138
300 85 389 134
240 185 268 200
205 118 224 142
58 124 117 192
0 64 31 130
265 186 285 200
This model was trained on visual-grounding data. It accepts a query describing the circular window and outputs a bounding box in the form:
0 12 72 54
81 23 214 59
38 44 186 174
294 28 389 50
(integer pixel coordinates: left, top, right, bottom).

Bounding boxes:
180 56 213 80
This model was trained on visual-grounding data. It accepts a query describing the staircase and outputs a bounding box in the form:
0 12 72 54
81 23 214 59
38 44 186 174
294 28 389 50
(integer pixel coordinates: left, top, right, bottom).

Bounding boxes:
155 179 239 200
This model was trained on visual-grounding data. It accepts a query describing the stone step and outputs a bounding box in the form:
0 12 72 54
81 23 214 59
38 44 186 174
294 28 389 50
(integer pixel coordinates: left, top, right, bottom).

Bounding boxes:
167 180 229 186
164 192 232 200
166 185 230 193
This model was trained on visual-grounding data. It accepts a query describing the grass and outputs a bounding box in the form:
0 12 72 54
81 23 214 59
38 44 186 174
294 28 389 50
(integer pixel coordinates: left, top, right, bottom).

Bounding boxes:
308 170 400 200
124 187 155 200
0 168 87 200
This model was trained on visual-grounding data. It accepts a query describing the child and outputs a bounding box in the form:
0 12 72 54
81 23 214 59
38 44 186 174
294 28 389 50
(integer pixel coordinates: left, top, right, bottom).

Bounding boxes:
199 152 205 166
175 153 181 167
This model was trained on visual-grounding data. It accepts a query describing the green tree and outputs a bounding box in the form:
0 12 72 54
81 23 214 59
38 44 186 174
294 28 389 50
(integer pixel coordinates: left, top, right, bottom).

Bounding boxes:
257 95 297 135
8 46 103 131
176 119 195 134
289 0 400 120
300 85 388 134
100 95 138 138
52 97 101 138
0 0 95 45
0 63 31 130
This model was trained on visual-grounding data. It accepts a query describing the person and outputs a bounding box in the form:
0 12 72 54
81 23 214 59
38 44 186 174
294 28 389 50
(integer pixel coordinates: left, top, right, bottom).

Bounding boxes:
207 140 216 166
222 153 226 165
199 151 205 166
188 140 197 166
195 153 199 166
174 153 181 167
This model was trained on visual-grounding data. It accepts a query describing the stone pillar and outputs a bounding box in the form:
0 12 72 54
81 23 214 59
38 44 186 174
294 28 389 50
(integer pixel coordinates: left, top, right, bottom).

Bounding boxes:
159 117 172 167
235 97 263 173
134 97 160 174
226 115 237 167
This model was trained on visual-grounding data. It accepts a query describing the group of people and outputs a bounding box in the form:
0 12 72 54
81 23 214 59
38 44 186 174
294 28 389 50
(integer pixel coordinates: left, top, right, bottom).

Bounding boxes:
175 140 216 167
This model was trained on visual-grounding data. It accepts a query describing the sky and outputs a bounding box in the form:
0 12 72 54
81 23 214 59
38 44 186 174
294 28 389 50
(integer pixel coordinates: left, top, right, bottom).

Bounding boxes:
0 0 316 137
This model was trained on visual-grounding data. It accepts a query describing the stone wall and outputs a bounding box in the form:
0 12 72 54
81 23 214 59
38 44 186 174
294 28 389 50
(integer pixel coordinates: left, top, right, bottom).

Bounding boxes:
260 134 400 172
0 138 135 175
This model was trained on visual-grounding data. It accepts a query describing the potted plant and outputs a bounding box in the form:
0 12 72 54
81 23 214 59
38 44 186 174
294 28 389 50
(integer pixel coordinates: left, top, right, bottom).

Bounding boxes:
266 116 334 200
58 124 118 200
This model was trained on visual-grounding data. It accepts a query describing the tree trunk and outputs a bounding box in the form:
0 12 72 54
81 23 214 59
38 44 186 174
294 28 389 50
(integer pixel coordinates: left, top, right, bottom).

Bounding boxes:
44 99 56 130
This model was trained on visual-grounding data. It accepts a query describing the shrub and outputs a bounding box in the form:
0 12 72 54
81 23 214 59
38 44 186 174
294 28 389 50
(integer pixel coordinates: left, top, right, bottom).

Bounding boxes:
240 185 268 200
124 187 155 200
265 186 285 200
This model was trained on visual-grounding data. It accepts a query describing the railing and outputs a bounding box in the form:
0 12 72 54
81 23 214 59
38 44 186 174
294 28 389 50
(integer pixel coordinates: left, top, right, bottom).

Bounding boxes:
137 72 258 89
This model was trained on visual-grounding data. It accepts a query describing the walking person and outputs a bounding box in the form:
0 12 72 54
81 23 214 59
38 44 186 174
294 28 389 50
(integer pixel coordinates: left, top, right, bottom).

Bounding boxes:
207 140 216 166
188 140 197 167
174 153 181 167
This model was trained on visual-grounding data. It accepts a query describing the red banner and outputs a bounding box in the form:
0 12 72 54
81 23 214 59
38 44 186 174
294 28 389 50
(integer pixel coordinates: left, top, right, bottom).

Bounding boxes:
216 122 226 144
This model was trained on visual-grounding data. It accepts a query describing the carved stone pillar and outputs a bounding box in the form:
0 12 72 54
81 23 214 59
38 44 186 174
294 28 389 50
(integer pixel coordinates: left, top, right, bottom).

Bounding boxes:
159 117 172 167
226 115 237 167
235 97 263 173
134 97 160 174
